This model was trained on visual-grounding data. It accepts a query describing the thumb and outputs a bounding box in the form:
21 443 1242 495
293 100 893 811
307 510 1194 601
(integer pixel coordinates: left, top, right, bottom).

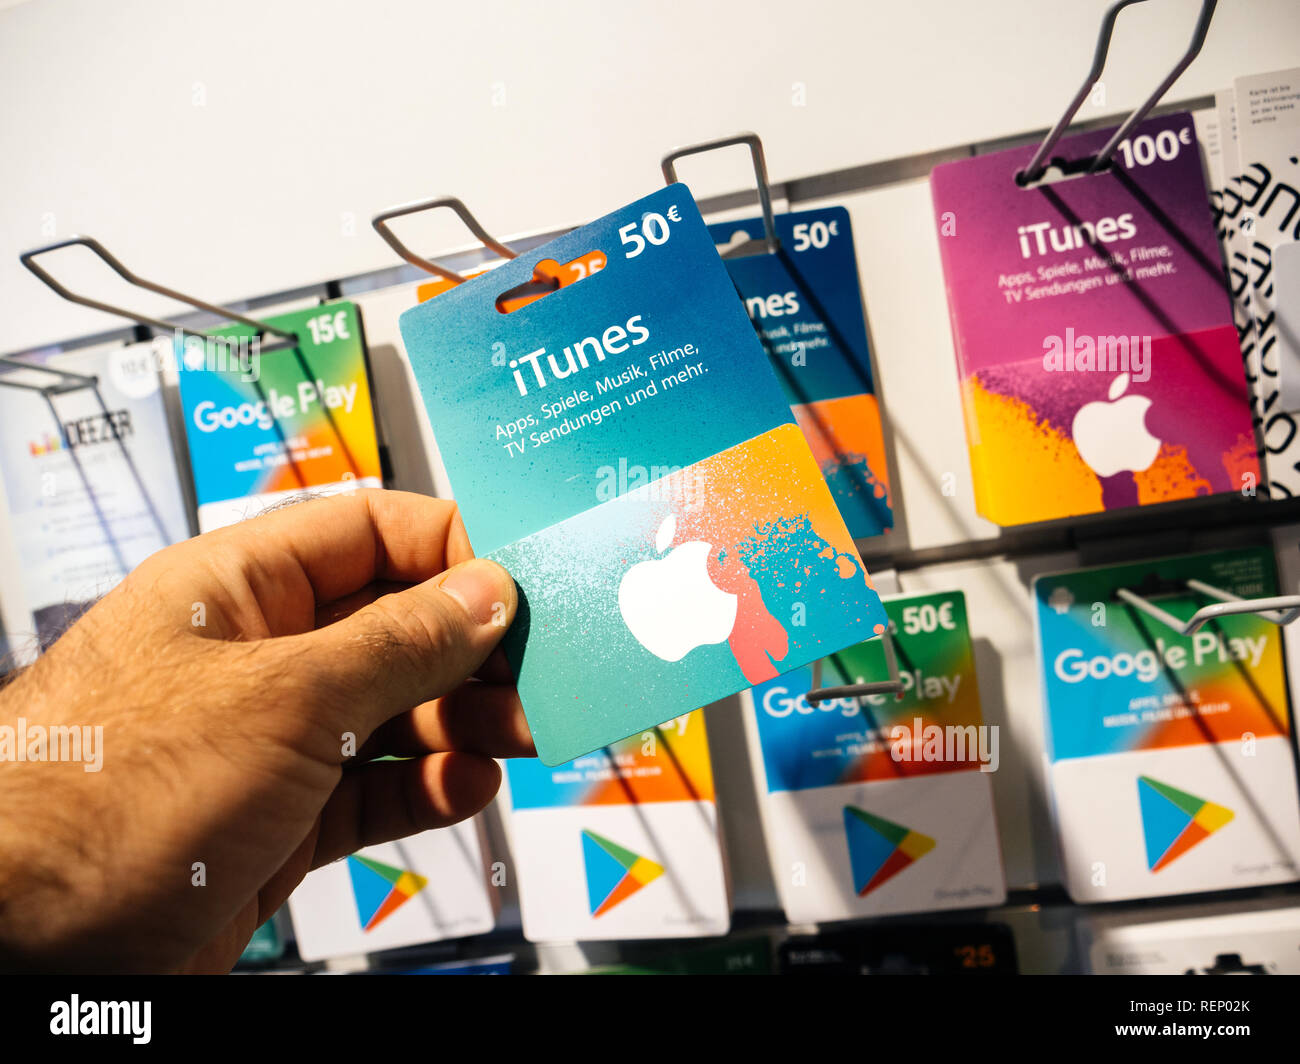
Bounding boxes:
298 557 518 735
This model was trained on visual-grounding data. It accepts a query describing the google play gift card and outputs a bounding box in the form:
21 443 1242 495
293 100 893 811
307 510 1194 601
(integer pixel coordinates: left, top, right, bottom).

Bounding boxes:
400 185 888 765
1033 548 1300 902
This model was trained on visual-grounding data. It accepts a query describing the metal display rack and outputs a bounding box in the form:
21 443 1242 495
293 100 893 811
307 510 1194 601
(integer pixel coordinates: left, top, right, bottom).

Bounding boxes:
5 17 1299 968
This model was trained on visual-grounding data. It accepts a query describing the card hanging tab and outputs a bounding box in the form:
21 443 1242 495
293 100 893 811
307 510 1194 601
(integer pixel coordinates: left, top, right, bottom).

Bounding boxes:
1020 0 1218 183
19 236 297 347
1115 577 1300 636
806 623 904 704
661 131 778 256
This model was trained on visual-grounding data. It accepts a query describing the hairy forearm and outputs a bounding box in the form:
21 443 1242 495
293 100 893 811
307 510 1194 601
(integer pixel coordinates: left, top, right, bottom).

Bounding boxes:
0 664 114 970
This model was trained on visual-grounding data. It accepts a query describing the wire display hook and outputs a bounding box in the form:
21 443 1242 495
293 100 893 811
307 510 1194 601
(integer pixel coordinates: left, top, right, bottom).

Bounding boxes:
806 623 905 704
1116 577 1300 637
371 196 517 284
1020 0 1217 183
20 236 296 343
661 131 779 255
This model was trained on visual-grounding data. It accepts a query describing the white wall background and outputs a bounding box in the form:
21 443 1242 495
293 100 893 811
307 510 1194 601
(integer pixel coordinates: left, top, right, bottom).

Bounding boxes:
2 0 1299 352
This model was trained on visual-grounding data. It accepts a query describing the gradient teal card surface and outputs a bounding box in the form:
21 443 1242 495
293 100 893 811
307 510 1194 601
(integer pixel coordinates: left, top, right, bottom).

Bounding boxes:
401 185 887 764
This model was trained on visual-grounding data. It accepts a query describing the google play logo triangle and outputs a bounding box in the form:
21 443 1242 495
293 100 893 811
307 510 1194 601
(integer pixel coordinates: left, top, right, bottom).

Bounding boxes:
843 805 936 896
1138 776 1234 872
346 854 429 932
581 829 664 917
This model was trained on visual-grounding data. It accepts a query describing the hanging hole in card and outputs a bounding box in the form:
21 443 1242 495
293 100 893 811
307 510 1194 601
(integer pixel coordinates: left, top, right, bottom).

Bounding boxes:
713 227 772 261
495 250 605 313
714 229 751 256
1015 154 1111 190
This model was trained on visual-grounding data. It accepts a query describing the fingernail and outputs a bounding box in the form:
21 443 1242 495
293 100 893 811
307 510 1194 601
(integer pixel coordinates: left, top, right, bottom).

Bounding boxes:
439 560 513 627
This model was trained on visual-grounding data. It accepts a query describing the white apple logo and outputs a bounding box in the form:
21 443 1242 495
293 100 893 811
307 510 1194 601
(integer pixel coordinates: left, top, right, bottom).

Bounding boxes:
617 513 738 662
1071 372 1161 478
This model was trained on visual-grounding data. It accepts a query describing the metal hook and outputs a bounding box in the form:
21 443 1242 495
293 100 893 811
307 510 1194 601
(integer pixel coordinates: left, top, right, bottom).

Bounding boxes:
1020 0 1217 183
661 132 778 255
371 196 516 284
19 236 296 342
1116 576 1300 637
0 355 97 395
806 623 904 704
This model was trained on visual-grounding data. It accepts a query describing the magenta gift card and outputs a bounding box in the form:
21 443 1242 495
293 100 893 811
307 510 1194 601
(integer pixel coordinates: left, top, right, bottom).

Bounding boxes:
931 112 1258 525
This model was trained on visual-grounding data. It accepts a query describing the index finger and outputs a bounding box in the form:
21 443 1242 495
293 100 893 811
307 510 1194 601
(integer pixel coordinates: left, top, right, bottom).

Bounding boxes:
198 488 476 604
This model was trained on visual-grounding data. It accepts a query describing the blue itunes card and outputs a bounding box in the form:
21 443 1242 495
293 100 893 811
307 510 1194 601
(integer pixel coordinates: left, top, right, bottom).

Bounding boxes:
707 206 893 539
400 185 887 764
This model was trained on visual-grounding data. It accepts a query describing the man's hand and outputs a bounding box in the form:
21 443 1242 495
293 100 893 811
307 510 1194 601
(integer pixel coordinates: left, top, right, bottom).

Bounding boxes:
0 489 531 973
